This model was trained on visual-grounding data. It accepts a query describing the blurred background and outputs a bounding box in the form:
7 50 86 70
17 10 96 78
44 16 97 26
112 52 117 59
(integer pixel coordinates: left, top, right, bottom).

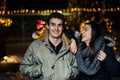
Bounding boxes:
0 0 120 80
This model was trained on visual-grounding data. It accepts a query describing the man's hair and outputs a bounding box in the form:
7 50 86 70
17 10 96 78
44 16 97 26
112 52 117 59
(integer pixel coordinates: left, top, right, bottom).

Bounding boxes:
47 12 65 27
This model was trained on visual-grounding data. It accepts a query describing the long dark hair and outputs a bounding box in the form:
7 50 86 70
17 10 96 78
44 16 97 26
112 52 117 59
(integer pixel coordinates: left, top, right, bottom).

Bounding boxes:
80 21 103 61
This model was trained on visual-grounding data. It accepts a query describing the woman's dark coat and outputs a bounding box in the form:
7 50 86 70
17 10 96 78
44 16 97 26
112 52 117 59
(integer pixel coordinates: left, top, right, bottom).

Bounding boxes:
76 36 120 80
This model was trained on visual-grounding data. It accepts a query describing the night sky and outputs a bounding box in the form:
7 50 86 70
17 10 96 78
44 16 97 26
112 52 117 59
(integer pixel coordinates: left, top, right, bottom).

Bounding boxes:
6 0 68 10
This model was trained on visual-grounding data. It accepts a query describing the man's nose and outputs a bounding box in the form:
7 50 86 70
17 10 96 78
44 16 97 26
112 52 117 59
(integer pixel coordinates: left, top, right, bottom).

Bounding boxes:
55 25 59 29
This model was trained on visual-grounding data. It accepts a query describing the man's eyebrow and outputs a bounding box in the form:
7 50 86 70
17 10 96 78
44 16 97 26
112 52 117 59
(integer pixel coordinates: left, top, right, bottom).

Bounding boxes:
50 22 63 25
50 22 55 24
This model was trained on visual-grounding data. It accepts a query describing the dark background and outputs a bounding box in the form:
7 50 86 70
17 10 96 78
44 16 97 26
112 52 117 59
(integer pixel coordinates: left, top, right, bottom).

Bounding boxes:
6 0 68 10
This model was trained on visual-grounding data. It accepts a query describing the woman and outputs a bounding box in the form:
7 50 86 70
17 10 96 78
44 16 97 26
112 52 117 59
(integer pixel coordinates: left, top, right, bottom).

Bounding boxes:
75 21 120 80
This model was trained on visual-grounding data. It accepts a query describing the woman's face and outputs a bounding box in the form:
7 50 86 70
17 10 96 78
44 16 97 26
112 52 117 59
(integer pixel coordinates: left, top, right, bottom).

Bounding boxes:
81 24 92 45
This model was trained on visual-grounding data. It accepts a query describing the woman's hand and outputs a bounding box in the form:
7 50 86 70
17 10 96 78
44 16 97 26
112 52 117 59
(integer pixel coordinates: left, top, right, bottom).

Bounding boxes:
70 39 77 54
98 50 107 61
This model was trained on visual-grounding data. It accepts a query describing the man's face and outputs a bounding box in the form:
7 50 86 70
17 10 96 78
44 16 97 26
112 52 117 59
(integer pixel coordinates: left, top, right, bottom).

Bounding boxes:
47 18 64 39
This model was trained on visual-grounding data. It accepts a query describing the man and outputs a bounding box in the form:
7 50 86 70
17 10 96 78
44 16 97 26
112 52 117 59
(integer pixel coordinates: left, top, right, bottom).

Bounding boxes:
19 12 79 80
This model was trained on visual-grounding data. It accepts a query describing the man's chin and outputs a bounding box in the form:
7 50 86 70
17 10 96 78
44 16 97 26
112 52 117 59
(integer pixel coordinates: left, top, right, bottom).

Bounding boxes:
52 35 61 39
53 36 60 39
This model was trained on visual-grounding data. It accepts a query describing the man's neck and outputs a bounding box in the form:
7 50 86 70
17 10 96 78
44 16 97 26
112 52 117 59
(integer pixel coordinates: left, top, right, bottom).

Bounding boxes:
49 37 62 46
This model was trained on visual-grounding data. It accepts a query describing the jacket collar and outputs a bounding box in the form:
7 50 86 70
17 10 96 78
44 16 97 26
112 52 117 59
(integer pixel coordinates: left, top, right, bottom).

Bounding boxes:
40 29 71 55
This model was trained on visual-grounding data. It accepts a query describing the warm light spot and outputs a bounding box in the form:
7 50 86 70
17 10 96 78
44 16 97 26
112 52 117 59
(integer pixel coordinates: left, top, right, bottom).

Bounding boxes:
113 46 117 51
4 56 8 60
0 55 22 64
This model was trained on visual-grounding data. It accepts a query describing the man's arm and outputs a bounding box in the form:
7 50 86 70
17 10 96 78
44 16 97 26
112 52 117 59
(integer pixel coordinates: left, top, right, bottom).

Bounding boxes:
70 54 79 79
70 38 77 54
19 42 42 78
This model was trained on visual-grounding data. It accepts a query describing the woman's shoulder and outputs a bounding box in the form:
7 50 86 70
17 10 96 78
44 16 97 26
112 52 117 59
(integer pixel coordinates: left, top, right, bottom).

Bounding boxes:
104 36 116 47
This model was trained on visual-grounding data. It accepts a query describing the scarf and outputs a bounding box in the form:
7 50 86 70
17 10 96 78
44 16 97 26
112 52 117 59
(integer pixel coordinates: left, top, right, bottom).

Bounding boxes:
76 36 105 75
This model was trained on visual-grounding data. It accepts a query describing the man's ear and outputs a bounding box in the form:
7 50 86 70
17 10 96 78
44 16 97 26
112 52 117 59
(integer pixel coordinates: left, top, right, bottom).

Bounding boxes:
46 24 49 29
62 27 64 30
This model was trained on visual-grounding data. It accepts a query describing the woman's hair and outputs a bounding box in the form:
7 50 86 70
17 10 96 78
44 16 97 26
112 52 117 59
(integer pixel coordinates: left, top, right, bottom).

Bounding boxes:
86 21 103 42
80 21 103 61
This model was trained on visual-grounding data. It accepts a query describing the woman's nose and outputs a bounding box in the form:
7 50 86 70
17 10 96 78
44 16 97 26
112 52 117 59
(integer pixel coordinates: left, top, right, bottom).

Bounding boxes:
81 30 84 34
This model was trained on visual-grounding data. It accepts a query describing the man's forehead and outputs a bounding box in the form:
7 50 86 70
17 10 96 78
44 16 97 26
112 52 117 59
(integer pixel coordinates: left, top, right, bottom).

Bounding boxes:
49 18 63 24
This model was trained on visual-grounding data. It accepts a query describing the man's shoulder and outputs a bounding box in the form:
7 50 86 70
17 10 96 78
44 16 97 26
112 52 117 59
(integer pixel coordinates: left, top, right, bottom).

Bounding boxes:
30 39 44 47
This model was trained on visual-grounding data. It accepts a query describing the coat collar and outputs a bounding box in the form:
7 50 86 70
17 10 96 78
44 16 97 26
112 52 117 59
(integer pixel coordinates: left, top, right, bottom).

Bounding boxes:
40 29 71 50
40 29 71 56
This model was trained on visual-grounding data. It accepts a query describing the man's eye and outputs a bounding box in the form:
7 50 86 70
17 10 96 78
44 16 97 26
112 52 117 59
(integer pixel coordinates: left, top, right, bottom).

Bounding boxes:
58 24 63 27
50 23 55 26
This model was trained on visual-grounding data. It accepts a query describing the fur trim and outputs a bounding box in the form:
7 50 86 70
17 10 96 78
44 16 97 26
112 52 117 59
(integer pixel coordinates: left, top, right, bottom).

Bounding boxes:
40 28 71 48
104 36 116 47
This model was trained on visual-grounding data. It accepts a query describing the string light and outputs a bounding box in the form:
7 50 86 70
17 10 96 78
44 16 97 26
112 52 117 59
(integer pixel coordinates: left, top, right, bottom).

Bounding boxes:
0 7 119 15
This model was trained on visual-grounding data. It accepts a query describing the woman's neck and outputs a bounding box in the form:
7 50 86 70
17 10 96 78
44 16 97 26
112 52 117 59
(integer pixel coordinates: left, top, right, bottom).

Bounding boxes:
85 41 90 46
